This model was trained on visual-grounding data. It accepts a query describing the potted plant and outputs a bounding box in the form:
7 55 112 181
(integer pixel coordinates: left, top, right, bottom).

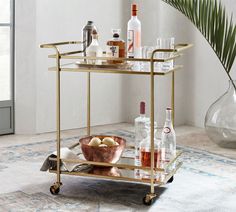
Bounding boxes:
162 0 236 148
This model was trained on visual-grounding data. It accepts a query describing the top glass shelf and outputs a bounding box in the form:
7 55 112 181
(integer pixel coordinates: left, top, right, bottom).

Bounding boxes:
48 63 183 76
41 41 192 75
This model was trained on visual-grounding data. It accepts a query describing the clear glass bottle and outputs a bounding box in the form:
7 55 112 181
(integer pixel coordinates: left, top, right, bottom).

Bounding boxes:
127 4 141 71
106 29 125 64
160 108 176 172
134 102 150 167
86 29 102 64
127 4 141 58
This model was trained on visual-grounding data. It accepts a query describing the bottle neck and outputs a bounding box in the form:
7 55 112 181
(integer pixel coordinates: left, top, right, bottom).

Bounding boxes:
131 15 138 20
140 114 145 118
165 110 173 126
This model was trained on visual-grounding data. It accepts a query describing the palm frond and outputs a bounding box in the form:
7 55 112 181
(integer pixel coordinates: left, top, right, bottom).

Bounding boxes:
162 0 236 80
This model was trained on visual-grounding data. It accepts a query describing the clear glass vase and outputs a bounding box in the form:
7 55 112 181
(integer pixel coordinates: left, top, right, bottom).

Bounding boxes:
205 80 236 148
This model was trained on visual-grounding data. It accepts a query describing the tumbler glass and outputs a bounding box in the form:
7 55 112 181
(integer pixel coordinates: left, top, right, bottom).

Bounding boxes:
156 37 175 71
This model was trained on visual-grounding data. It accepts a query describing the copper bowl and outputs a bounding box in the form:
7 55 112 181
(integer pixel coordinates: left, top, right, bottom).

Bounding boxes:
79 135 126 163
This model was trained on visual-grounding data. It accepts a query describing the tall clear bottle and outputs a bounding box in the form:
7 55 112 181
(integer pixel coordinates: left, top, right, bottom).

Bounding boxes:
134 102 150 167
161 108 176 172
127 4 141 58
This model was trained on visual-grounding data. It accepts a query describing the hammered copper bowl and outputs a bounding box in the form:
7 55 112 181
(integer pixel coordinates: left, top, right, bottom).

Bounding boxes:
79 135 126 163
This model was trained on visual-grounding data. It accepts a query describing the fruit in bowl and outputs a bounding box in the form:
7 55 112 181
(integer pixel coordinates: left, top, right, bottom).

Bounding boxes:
79 135 126 163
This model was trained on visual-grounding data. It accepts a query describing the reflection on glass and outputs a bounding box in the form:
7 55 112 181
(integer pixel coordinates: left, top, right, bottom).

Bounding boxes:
0 0 10 23
0 27 10 101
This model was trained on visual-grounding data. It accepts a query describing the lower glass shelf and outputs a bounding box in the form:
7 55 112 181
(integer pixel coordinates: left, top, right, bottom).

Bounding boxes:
48 156 182 185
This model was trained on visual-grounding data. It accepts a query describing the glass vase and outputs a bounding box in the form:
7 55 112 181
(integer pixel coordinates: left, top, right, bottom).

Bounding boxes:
205 80 236 148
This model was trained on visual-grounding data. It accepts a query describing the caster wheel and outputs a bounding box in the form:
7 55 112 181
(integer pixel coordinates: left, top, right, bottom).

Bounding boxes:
50 185 60 195
143 193 157 206
167 176 174 183
143 196 153 206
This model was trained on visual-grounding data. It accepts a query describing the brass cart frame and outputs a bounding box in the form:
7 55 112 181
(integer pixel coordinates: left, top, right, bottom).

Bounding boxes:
40 41 192 205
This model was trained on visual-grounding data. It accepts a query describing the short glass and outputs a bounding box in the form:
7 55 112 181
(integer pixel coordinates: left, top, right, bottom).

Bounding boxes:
156 37 175 71
141 46 154 71
141 38 174 72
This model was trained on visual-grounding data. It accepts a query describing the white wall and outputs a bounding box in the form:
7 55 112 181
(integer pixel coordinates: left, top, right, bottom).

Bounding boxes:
15 0 236 133
15 0 36 134
15 0 130 134
35 0 130 133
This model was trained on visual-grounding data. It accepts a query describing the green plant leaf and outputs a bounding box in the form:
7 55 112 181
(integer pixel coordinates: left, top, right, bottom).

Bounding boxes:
162 0 236 84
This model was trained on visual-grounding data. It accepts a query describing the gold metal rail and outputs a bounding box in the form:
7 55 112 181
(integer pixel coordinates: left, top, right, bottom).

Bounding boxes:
48 161 183 185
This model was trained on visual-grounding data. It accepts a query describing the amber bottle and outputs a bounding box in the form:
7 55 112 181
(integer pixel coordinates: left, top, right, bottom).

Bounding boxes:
106 29 125 64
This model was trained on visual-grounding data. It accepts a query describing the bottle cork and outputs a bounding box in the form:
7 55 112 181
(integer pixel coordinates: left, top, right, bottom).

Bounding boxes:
140 101 145 115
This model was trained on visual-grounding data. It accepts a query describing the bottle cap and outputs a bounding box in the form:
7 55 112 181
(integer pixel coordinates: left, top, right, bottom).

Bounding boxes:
166 107 172 111
140 101 145 114
112 29 121 38
132 4 138 11
87 21 93 25
132 4 138 16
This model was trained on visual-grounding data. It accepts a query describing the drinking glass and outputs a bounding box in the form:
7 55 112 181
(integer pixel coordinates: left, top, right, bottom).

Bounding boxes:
156 37 175 71
141 46 148 71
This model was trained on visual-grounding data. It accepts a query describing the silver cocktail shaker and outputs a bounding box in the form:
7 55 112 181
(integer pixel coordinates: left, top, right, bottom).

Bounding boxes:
82 21 97 56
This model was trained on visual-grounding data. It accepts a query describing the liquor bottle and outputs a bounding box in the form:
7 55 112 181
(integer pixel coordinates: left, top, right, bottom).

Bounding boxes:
160 108 176 172
134 102 150 167
86 29 102 64
106 29 125 64
127 4 141 58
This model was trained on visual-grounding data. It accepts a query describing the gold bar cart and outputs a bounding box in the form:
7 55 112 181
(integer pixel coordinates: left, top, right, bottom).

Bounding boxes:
40 42 192 205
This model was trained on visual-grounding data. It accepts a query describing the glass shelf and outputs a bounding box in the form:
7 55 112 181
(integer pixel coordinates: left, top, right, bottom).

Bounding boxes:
48 151 182 185
48 63 183 76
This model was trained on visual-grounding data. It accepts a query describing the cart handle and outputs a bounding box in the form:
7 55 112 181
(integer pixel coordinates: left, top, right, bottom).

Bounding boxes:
40 41 84 49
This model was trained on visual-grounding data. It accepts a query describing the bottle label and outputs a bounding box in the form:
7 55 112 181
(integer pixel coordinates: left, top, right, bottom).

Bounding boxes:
106 45 119 58
135 30 141 49
127 30 134 55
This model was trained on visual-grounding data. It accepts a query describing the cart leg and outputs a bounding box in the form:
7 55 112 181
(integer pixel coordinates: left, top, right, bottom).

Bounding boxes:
53 51 62 195
143 193 158 205
87 72 91 136
149 52 157 203
171 72 175 125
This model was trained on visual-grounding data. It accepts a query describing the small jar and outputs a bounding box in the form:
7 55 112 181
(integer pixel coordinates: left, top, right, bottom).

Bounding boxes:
106 29 125 64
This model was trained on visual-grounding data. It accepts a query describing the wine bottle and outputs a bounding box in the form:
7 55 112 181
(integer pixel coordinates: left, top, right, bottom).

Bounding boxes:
134 102 150 167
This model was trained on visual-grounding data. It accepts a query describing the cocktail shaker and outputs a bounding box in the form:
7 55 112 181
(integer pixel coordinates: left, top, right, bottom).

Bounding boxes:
82 21 97 56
